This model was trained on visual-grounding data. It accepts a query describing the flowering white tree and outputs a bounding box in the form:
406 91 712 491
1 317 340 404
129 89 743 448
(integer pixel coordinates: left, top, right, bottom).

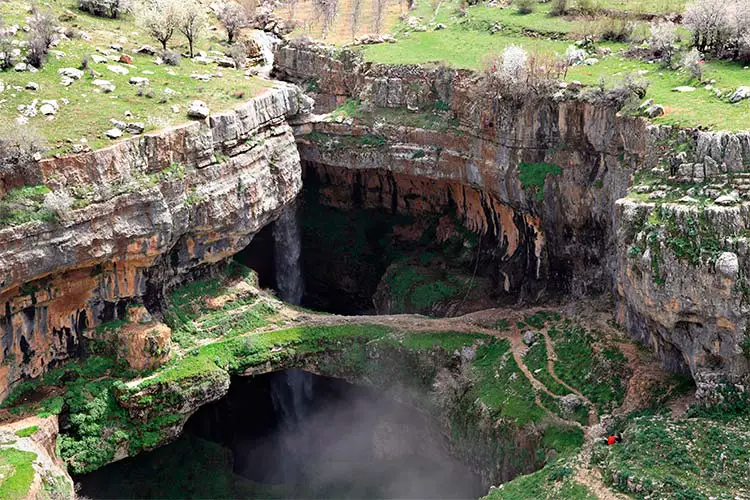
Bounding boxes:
684 0 750 60
501 45 528 85
217 2 249 43
178 0 206 57
134 0 183 50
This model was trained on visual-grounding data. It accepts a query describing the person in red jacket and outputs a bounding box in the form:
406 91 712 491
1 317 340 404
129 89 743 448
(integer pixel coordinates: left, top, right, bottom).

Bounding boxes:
606 433 623 445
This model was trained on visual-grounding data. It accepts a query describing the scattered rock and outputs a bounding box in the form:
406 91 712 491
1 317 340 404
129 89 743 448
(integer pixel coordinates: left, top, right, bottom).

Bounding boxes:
190 73 212 81
522 330 537 346
187 100 209 119
25 81 39 91
105 128 123 139
638 98 654 110
110 43 123 52
92 79 115 93
125 122 145 134
119 54 133 65
645 105 664 118
216 57 236 68
90 54 107 64
677 195 699 204
728 86 750 103
714 193 738 205
558 394 582 414
193 55 213 64
715 252 739 279
671 86 696 92
583 57 599 65
135 45 156 56
170 104 181 113
60 76 74 87
107 64 129 75
14 62 27 72
129 76 149 85
39 103 56 115
58 67 83 80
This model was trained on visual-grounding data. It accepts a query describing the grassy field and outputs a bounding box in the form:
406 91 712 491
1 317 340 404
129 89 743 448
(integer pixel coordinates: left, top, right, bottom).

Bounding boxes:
355 0 750 130
0 0 271 154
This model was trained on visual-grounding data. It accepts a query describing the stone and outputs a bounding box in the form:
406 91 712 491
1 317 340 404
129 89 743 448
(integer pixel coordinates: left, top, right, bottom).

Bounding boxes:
638 98 653 110
91 54 107 64
129 76 149 85
135 45 157 55
672 86 696 92
39 103 56 115
125 122 145 134
728 86 750 103
522 330 537 346
105 127 123 139
171 104 181 113
714 194 737 205
677 196 699 204
110 43 123 52
60 76 74 87
644 105 664 118
25 81 39 91
58 67 83 80
558 394 582 414
190 73 212 81
715 252 739 279
193 55 213 64
216 57 236 68
13 62 27 71
92 79 115 93
187 100 209 119
107 64 129 75
583 57 599 65
119 54 133 65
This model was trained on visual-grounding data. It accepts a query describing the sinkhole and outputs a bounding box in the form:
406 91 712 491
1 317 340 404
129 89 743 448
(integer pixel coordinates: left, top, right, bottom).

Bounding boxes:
75 369 483 499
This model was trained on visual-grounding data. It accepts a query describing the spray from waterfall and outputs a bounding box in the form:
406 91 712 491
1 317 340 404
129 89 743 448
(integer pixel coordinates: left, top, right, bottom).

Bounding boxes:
273 203 304 305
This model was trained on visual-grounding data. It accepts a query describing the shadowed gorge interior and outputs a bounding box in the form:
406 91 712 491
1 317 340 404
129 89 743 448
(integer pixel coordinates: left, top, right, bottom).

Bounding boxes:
75 369 483 499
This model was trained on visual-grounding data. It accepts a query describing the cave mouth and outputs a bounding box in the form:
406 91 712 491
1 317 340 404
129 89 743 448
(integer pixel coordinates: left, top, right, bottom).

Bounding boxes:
74 369 484 499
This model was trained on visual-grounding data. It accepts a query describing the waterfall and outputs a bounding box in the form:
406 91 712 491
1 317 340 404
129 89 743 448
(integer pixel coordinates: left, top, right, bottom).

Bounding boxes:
270 369 314 430
273 204 304 305
251 30 279 78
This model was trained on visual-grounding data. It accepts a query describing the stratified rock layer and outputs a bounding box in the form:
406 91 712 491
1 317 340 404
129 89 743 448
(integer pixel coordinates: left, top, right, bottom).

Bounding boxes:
0 84 309 400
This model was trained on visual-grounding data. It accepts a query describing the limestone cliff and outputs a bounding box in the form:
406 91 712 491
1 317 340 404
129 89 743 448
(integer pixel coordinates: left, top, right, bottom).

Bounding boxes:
275 41 750 397
0 84 310 401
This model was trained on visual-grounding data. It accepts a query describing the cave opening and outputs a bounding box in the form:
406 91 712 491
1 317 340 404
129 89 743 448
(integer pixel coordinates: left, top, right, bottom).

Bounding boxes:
237 162 540 316
75 369 483 499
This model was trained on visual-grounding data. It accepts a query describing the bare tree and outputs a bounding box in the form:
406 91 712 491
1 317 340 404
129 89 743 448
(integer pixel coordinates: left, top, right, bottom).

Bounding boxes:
217 2 249 44
26 7 57 68
313 0 338 39
178 0 206 57
286 0 299 22
372 0 386 34
134 0 182 50
350 0 363 40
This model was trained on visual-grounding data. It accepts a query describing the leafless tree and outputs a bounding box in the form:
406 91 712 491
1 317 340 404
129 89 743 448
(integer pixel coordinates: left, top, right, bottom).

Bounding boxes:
372 0 386 34
350 0 363 40
178 0 206 57
217 2 249 43
286 0 299 22
26 7 57 68
134 0 182 50
313 0 338 39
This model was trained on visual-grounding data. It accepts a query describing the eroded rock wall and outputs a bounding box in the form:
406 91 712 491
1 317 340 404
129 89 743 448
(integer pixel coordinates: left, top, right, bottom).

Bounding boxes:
0 84 309 401
276 41 750 396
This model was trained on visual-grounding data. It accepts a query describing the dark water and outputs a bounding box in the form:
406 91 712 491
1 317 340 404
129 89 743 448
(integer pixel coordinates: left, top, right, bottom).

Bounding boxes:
77 370 483 499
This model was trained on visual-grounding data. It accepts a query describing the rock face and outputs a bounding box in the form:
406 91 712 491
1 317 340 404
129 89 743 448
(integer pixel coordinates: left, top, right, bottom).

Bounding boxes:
0 84 310 400
276 41 750 397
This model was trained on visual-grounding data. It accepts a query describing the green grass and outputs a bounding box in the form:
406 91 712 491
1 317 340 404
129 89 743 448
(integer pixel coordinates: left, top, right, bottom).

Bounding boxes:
592 413 750 499
13 426 39 438
387 330 488 351
483 458 595 500
547 322 630 413
472 338 545 426
0 185 56 228
0 448 38 500
524 342 570 396
518 163 563 201
0 0 271 154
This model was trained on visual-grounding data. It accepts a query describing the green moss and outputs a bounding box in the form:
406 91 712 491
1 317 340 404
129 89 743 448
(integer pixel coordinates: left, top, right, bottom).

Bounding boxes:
517 163 563 201
13 426 39 438
0 448 38 500
483 458 595 500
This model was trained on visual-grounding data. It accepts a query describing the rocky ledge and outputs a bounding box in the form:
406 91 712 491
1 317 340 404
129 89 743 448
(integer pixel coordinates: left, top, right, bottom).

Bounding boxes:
0 83 311 400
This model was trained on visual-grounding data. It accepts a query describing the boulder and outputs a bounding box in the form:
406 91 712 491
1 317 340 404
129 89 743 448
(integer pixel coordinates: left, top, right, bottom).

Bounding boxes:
714 194 737 206
90 54 107 64
558 394 582 414
729 86 750 104
14 62 27 71
129 76 149 85
187 100 209 119
216 57 236 68
119 54 134 64
39 103 56 115
715 252 739 279
105 128 123 139
645 105 664 118
135 45 156 55
522 330 537 346
107 64 129 75
58 67 83 80
25 81 39 91
125 122 145 134
92 79 115 93
672 86 696 92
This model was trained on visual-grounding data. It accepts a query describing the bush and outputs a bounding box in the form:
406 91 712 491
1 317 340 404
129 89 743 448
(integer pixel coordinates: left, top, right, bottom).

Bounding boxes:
43 190 73 218
26 8 57 69
484 46 565 101
684 0 750 61
0 31 14 71
161 49 181 66
516 0 535 14
550 0 567 16
648 21 678 64
576 0 598 15
680 48 704 81
79 0 131 18
0 125 46 185
228 44 247 68
596 17 633 42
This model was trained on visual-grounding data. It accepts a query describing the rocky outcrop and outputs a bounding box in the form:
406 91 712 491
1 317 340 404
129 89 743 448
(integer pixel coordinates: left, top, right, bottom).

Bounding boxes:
0 83 310 401
277 40 750 396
